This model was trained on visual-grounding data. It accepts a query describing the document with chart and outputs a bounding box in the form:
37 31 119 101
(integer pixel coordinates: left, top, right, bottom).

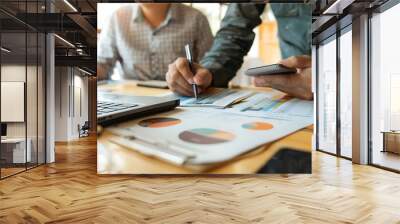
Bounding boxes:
175 88 313 122
226 92 314 121
107 108 312 166
177 88 254 108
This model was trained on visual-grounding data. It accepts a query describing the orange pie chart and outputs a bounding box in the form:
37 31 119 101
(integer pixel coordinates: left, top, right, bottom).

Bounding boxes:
242 122 273 131
138 117 181 128
179 128 235 144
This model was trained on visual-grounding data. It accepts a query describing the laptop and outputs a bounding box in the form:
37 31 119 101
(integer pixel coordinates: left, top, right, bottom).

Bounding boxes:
97 92 180 126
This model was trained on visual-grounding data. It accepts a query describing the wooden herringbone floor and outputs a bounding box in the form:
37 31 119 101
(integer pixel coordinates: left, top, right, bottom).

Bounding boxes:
0 136 400 224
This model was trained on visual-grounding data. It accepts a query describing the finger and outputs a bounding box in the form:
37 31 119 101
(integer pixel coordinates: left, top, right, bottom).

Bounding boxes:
253 76 271 87
253 75 289 87
167 74 192 96
166 64 178 87
166 67 193 96
174 75 194 94
169 64 193 92
175 57 194 83
193 69 211 88
279 55 311 69
165 65 173 84
172 81 193 96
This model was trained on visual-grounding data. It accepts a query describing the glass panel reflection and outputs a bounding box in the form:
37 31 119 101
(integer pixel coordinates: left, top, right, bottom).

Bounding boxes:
1 30 27 177
317 38 337 154
371 4 400 171
339 30 352 158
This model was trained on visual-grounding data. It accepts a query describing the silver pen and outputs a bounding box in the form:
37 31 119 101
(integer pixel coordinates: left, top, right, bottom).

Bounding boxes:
185 44 198 99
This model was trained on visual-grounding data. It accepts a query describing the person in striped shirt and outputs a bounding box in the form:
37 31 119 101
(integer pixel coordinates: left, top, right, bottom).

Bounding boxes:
98 3 213 81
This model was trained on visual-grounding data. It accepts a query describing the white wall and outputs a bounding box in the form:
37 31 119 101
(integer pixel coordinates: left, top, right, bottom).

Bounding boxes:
1 64 46 164
1 65 36 138
1 66 26 136
54 67 89 141
54 66 68 141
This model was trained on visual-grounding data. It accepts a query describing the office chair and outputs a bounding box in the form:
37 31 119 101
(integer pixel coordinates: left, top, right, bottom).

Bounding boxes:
79 121 90 138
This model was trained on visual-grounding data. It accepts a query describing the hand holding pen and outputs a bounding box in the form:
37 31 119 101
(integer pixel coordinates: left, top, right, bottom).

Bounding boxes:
165 46 213 97
184 44 198 99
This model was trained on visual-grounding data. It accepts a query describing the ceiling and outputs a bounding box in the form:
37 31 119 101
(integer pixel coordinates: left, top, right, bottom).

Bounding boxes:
0 0 97 73
312 0 391 44
5 0 371 73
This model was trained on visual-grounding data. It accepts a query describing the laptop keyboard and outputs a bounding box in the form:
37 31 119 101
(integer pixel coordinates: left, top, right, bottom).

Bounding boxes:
97 101 138 116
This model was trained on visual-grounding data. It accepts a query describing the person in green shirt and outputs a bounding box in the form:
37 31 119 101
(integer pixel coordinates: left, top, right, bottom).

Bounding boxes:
165 3 313 100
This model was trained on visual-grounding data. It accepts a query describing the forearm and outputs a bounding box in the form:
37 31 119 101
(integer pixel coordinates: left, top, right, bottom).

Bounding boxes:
200 3 265 87
194 13 213 62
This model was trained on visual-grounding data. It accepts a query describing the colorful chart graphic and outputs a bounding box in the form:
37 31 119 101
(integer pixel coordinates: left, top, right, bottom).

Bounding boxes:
179 128 235 144
138 117 181 128
242 122 274 131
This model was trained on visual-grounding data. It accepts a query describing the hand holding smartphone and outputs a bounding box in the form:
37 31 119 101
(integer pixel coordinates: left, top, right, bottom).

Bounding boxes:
245 64 297 77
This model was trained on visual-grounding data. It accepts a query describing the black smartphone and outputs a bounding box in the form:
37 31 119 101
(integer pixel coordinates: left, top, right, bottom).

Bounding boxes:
245 64 297 77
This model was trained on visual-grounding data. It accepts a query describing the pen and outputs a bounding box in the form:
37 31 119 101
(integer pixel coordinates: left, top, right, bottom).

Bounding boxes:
185 44 198 99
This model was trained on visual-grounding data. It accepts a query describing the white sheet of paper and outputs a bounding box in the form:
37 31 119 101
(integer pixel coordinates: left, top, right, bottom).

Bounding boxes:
109 107 312 165
176 89 314 122
221 92 314 121
177 89 254 108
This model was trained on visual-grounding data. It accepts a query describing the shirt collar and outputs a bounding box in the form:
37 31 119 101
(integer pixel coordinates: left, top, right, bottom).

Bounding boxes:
133 5 144 23
165 4 179 23
133 4 179 25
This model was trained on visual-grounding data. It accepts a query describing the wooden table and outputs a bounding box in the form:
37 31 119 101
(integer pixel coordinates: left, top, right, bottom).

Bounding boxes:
381 131 400 154
97 81 313 174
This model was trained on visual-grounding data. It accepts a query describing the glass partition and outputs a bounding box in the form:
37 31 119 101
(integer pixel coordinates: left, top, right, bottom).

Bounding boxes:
0 0 46 179
317 36 337 155
370 3 400 171
38 32 45 165
1 31 28 177
27 31 38 169
339 28 352 158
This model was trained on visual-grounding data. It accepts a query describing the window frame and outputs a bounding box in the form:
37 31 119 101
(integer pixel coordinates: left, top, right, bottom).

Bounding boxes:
0 0 48 179
367 0 400 173
314 22 352 160
314 0 400 173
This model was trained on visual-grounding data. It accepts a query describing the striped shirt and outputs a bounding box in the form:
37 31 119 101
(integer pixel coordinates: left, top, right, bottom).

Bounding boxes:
98 4 213 80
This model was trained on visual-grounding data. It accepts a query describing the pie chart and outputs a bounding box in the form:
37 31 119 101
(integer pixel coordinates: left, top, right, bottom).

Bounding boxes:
138 117 181 128
242 122 273 131
179 128 235 144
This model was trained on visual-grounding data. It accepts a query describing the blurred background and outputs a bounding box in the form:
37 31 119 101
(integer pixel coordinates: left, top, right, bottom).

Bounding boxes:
97 3 282 86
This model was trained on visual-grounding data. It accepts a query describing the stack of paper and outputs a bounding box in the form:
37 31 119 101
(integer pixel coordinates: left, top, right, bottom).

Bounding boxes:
109 88 314 166
108 107 312 165
176 89 313 121
177 89 253 108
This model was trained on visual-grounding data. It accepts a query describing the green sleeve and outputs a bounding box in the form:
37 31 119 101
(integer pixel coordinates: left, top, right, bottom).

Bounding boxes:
200 3 265 87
